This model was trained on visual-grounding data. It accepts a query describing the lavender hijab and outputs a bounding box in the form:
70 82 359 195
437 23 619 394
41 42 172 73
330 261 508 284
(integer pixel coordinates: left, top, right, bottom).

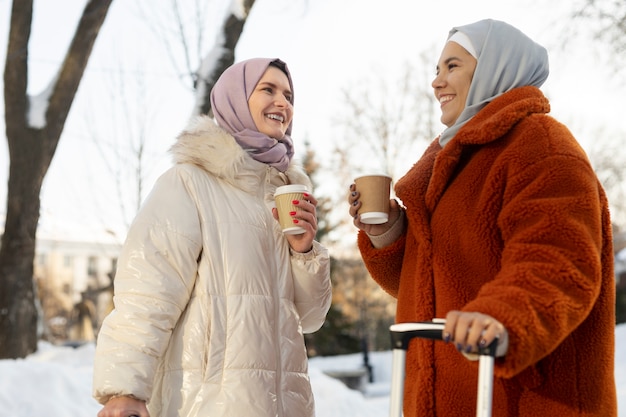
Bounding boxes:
439 19 550 147
210 58 295 172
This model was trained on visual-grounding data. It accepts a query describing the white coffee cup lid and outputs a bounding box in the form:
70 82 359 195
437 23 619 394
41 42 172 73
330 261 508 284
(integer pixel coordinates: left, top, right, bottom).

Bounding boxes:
282 226 306 235
274 184 309 196
359 212 389 224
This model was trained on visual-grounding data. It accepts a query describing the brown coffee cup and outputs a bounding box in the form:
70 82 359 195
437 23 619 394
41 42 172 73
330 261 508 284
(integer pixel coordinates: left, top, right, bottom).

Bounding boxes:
354 174 392 224
274 184 309 234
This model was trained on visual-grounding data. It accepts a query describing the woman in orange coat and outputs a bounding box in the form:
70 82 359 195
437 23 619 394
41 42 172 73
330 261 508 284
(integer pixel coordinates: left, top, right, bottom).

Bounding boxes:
348 19 617 416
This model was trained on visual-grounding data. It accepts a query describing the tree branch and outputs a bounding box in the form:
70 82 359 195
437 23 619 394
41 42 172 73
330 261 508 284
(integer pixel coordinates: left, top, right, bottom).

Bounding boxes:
196 0 256 116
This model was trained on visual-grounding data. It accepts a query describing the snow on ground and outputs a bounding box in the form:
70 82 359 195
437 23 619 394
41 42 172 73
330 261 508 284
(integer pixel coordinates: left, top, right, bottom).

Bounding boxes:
0 324 624 417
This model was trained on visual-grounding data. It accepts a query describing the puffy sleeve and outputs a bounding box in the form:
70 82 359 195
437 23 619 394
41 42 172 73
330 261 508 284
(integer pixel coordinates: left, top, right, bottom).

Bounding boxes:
92 167 203 404
290 241 332 333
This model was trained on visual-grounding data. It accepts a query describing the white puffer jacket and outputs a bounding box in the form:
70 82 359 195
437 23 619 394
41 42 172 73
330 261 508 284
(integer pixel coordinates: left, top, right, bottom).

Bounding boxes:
93 116 332 417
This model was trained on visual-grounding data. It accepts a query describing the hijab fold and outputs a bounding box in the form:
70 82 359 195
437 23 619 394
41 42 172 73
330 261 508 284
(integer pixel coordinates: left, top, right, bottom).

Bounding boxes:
439 19 550 147
210 58 295 172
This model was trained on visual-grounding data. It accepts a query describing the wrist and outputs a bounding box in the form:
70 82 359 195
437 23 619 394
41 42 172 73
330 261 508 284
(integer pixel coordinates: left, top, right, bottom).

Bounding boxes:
367 210 405 248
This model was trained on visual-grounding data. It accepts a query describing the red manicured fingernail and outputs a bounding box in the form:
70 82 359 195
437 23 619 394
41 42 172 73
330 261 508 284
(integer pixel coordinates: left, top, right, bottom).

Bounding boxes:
293 219 299 224
289 211 296 216
292 200 299 205
303 193 309 197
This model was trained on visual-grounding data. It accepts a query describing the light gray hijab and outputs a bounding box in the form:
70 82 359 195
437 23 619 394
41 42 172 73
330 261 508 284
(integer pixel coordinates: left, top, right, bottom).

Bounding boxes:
438 19 550 147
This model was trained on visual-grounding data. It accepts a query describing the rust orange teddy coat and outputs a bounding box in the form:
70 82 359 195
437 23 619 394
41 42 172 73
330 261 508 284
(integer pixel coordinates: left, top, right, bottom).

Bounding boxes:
358 86 617 416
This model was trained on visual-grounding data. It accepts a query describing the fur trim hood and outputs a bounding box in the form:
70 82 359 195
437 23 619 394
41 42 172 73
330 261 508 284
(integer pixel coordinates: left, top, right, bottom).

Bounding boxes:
169 115 312 194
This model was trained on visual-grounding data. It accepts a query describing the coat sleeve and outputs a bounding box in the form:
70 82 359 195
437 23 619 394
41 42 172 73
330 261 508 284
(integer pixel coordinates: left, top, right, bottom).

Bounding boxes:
357 229 407 298
92 167 203 404
290 240 332 333
463 131 610 379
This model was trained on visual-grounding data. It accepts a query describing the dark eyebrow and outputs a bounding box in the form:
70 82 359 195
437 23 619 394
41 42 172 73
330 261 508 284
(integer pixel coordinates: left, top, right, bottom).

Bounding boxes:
257 81 292 96
436 56 463 71
257 81 275 88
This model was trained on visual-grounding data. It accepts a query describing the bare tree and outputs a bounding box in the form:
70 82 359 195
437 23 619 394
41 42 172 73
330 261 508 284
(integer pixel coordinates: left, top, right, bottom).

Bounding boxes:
328 51 439 241
0 0 113 359
586 127 626 231
136 0 257 117
573 0 626 55
316 53 440 355
568 0 626 78
82 64 157 235
191 0 256 116
563 1 626 242
334 257 396 351
136 0 211 90
80 0 261 237
332 55 437 183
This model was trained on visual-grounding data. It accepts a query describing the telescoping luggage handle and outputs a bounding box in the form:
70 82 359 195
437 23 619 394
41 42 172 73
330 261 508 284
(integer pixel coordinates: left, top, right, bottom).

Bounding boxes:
388 320 498 417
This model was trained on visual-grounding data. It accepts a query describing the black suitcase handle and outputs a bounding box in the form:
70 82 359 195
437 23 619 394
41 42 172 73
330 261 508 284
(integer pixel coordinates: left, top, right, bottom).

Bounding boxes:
388 320 498 417
390 320 498 356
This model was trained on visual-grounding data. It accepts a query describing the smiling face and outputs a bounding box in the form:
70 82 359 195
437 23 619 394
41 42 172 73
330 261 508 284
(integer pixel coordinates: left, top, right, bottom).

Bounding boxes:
247 65 294 139
432 41 477 128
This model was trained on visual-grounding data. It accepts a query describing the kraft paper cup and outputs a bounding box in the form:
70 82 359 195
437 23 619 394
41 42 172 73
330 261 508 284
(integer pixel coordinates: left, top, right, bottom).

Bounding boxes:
354 174 392 224
274 184 309 234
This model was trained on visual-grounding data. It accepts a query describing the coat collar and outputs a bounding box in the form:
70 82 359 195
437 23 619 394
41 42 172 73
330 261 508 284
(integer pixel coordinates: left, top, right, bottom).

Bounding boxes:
450 86 550 146
169 115 311 195
397 86 550 219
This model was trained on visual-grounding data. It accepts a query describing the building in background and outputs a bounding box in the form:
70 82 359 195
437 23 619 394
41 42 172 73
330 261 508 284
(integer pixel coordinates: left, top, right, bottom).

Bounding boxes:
33 238 120 344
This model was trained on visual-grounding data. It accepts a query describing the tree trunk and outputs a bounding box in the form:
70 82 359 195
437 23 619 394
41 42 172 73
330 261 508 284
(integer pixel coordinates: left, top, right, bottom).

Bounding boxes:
196 0 256 117
0 0 113 359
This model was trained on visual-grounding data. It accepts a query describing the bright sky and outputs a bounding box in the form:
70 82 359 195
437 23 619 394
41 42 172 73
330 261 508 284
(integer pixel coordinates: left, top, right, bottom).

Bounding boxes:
0 0 623 242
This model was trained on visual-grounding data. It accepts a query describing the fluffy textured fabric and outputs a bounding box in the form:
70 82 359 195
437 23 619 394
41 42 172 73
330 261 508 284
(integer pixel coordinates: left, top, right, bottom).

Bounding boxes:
358 86 616 416
170 115 310 195
209 58 295 172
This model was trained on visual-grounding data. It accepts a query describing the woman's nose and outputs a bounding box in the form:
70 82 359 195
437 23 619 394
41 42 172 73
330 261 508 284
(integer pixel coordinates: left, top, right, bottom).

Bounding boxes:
431 74 444 89
274 95 289 107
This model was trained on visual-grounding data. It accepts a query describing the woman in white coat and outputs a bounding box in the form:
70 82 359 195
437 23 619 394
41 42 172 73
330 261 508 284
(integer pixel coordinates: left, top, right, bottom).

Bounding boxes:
93 58 332 417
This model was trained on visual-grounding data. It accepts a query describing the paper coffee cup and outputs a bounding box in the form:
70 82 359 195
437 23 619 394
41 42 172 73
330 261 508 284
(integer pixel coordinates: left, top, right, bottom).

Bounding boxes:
274 184 309 234
354 174 392 224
